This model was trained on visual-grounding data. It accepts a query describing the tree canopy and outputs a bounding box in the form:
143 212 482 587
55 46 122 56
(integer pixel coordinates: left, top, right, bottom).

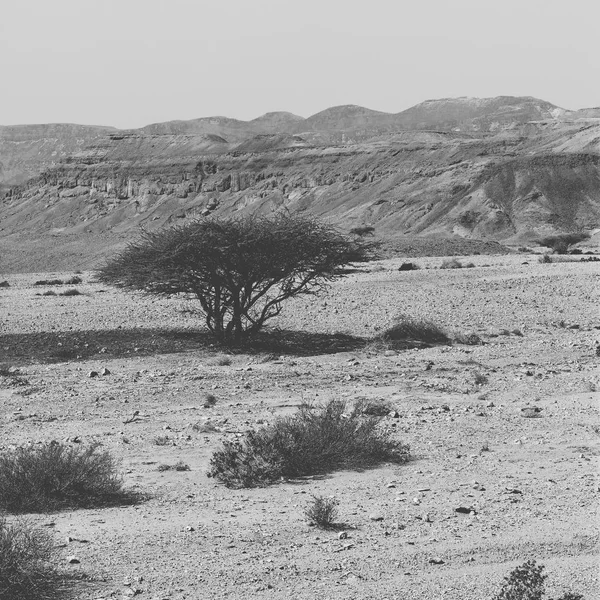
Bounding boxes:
97 214 376 343
536 232 589 254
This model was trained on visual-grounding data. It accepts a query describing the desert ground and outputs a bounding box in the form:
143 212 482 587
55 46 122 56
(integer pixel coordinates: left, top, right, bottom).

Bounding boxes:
0 252 598 600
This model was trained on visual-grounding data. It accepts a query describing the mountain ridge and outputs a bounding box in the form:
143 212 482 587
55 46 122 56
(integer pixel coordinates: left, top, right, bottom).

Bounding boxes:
1 95 599 272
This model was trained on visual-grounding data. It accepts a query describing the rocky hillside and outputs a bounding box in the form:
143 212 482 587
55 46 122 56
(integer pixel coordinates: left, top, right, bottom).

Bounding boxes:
1 96 599 272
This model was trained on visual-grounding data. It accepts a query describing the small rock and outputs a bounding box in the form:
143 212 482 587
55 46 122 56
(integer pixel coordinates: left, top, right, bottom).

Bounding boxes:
454 506 476 515
388 410 400 418
338 531 348 540
88 371 99 378
100 367 111 376
428 557 445 565
185 526 195 532
369 514 384 521
66 556 80 564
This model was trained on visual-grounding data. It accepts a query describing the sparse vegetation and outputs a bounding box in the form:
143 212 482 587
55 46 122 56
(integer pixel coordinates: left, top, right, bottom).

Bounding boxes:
153 436 172 446
440 258 463 269
473 371 488 386
304 495 339 529
493 559 583 600
97 215 376 344
536 232 590 254
41 290 56 296
33 276 81 286
58 288 82 296
192 420 218 433
349 225 375 237
0 442 127 512
34 279 63 286
209 400 409 488
203 393 218 408
354 398 393 416
157 461 190 472
213 356 232 366
453 332 484 345
494 560 546 600
379 314 449 345
0 517 62 600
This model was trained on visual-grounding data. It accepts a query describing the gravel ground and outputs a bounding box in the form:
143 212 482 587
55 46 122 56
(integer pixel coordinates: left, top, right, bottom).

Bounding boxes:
0 254 598 600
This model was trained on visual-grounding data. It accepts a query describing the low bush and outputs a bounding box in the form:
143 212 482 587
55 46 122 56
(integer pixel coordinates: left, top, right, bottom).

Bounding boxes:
453 332 484 345
494 560 584 600
192 420 218 433
34 279 63 286
209 400 409 488
59 289 82 296
355 398 393 416
0 442 128 512
153 436 171 446
398 262 419 271
212 356 232 367
203 393 218 408
65 276 82 285
304 495 339 529
41 291 57 296
380 314 449 345
473 371 488 386
157 461 190 472
0 517 62 600
440 258 463 269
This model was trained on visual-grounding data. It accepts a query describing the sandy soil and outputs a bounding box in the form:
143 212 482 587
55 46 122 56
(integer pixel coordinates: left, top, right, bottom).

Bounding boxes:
0 254 598 600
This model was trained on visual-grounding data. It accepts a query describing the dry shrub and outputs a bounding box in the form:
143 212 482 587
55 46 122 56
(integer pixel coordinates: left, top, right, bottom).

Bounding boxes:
209 400 410 488
440 258 464 269
0 517 63 600
380 314 449 345
157 461 190 472
0 442 128 513
304 495 339 529
34 279 63 286
453 332 484 345
494 559 585 600
355 398 392 416
203 393 218 408
494 560 546 600
59 289 82 297
192 420 218 433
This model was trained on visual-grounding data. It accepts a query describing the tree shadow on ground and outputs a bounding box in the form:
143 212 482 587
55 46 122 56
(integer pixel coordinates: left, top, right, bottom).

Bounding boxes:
0 327 368 365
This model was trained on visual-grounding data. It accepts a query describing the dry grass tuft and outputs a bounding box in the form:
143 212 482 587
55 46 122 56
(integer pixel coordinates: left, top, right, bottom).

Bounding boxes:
304 495 339 529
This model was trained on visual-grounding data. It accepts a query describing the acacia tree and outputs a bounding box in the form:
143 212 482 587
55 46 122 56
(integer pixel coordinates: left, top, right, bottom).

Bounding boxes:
536 232 589 254
97 215 375 344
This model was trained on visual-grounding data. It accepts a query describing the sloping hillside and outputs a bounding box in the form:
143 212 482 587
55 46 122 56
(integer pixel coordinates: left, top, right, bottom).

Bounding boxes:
1 97 599 272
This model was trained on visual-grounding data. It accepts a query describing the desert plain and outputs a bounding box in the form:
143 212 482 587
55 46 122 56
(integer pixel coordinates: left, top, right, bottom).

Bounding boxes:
0 252 598 600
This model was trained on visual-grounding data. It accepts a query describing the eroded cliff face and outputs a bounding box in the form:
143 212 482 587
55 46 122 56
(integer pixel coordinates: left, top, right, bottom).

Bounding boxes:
1 97 599 272
3 124 599 240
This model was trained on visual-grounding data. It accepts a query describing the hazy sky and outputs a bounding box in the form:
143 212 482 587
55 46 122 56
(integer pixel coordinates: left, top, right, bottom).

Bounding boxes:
2 0 599 128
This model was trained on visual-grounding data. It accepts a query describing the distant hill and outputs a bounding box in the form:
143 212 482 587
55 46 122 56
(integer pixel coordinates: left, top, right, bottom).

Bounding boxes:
1 96 599 272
